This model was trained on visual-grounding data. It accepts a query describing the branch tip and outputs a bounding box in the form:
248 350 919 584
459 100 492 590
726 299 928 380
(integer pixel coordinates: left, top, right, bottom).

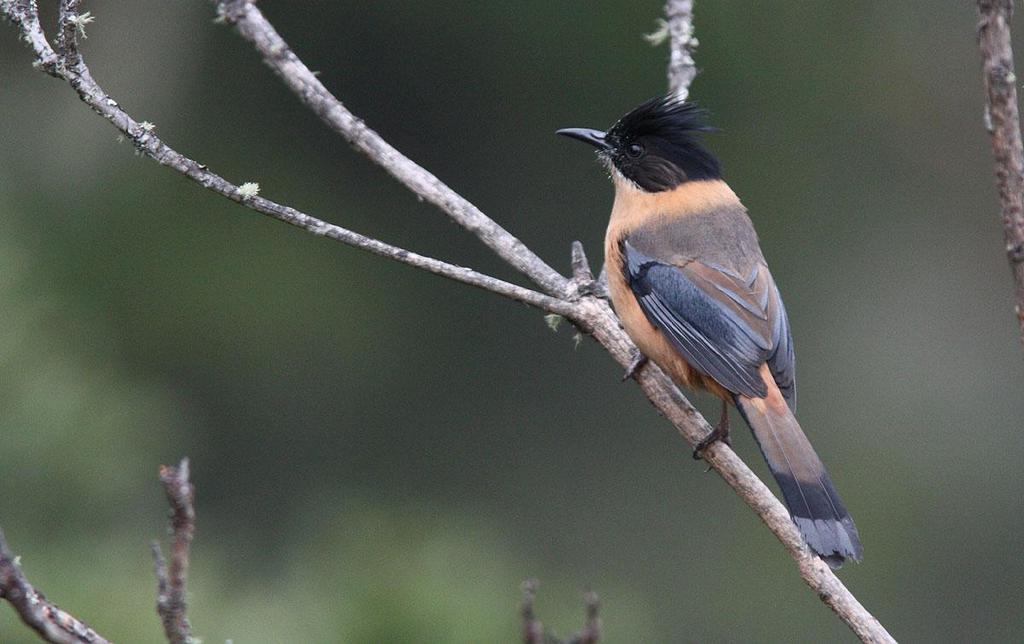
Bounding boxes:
154 457 195 644
569 241 606 300
570 241 593 281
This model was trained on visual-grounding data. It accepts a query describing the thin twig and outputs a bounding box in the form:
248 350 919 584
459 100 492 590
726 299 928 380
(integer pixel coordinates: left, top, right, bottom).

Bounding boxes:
213 0 570 299
977 0 1024 348
3 0 575 320
570 241 595 285
665 0 698 101
56 0 83 68
152 458 196 644
0 1 895 641
568 241 606 299
0 529 111 644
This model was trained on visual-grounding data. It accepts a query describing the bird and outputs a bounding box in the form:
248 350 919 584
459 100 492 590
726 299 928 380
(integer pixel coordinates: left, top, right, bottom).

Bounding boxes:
557 95 862 568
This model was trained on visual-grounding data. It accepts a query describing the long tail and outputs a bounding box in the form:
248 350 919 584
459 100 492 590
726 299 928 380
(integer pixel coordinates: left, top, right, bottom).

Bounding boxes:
735 383 862 569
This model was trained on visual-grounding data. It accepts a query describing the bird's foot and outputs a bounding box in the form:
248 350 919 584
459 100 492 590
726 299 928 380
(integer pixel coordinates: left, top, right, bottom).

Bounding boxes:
621 352 648 381
693 403 731 460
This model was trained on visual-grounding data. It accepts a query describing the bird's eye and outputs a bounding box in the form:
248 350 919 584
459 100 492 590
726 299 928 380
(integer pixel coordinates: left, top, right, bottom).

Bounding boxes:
626 143 644 158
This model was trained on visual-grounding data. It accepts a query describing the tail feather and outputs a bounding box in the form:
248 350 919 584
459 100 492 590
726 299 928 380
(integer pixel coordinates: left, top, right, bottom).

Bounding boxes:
735 393 862 568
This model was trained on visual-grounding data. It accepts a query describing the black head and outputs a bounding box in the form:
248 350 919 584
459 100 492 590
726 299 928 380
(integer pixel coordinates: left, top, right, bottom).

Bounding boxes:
557 95 721 192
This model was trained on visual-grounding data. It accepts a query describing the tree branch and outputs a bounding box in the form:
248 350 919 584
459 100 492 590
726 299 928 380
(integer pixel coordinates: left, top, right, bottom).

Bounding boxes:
56 0 83 68
0 1 894 641
213 0 570 298
3 0 575 320
665 0 698 101
977 0 1024 348
152 458 196 644
0 530 111 644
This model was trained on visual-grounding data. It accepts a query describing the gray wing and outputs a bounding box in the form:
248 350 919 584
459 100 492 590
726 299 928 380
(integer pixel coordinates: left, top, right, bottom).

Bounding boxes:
767 282 796 409
623 239 795 409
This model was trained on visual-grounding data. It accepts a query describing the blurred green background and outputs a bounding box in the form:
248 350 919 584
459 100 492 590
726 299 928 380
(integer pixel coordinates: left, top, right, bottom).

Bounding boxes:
1 1 1022 642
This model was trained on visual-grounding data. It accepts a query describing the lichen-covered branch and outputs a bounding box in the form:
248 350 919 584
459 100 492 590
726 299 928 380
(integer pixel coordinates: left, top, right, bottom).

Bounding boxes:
0 1 893 642
2 0 574 320
213 0 570 299
977 0 1024 347
56 0 84 68
665 0 698 101
0 530 111 644
152 459 196 644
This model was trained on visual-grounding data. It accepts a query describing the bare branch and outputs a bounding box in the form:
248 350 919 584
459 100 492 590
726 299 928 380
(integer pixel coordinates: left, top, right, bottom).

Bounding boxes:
0 530 111 644
212 0 571 299
56 0 83 68
0 1 895 641
977 0 1024 347
1 1 575 320
1 0 61 75
570 241 594 284
568 241 607 299
665 0 698 101
152 458 196 644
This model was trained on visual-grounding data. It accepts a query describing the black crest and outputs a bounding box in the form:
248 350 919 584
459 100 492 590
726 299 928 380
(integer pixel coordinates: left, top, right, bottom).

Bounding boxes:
604 96 721 192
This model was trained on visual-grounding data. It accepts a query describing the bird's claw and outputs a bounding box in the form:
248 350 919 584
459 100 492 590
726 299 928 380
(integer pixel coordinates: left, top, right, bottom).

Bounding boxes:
693 405 732 460
621 353 648 381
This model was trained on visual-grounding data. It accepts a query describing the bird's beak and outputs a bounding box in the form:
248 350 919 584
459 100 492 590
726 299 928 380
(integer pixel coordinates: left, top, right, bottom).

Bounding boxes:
556 127 611 151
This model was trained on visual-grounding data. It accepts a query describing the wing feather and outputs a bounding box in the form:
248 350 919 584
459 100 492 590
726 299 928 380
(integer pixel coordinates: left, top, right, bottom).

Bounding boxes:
623 239 795 407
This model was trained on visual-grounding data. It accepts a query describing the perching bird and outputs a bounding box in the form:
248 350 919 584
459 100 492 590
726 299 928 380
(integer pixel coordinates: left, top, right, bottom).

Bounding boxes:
557 96 862 568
